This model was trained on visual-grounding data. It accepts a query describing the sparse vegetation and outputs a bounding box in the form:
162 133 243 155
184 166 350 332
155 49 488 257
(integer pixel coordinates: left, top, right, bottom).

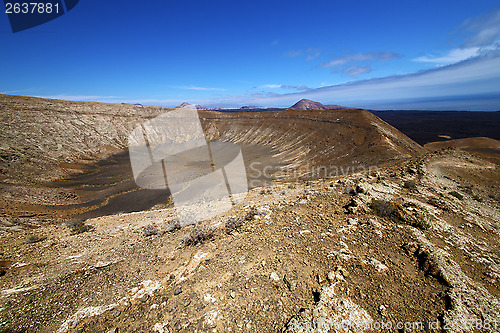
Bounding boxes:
225 217 244 234
245 206 258 221
164 221 181 233
369 199 395 217
26 234 46 244
66 220 94 235
142 225 158 237
393 203 433 230
403 180 417 190
411 213 432 230
182 225 214 246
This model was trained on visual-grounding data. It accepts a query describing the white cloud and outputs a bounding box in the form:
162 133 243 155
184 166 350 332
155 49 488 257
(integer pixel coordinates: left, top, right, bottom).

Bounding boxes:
415 9 500 66
205 51 500 110
342 65 371 77
178 86 225 91
321 52 400 68
414 47 481 64
261 84 282 89
459 8 500 48
280 85 311 91
259 84 311 91
284 48 321 61
305 48 321 61
284 50 303 58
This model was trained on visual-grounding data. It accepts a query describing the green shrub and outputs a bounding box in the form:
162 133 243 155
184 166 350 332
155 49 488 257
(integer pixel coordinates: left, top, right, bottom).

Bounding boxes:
66 220 94 235
412 213 432 230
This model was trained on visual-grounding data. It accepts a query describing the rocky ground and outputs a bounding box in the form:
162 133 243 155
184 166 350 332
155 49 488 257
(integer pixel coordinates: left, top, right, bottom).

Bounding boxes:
0 145 499 332
0 95 498 332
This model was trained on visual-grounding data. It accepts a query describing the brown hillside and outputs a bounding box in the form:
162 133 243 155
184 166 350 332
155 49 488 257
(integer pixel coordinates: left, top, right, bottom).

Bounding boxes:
0 94 423 222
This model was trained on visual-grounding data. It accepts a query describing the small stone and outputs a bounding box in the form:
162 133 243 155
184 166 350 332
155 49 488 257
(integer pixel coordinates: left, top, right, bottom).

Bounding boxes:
327 266 348 282
113 309 121 318
355 184 366 194
379 304 387 316
368 258 388 272
402 242 419 255
270 272 280 281
95 261 112 269
347 218 358 225
230 291 236 299
173 286 182 295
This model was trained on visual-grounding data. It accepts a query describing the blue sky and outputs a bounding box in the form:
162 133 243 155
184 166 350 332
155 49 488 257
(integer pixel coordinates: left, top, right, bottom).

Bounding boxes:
1 0 499 110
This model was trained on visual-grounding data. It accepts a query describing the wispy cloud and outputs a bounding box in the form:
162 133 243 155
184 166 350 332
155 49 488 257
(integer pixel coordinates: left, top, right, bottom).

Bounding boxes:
413 9 500 66
280 85 311 91
259 84 311 91
177 85 226 91
284 50 303 58
207 51 500 110
284 48 321 61
261 84 282 89
342 66 371 77
414 47 481 64
305 48 321 61
321 51 400 68
0 89 30 95
459 8 500 48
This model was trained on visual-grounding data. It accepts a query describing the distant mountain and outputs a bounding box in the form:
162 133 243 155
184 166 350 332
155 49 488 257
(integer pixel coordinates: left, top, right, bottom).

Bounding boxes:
290 99 325 110
289 99 349 110
176 102 206 110
176 102 193 108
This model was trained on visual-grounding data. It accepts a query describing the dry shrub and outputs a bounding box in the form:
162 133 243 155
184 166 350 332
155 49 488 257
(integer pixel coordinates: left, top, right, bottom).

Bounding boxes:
225 217 244 234
66 220 93 235
182 225 214 246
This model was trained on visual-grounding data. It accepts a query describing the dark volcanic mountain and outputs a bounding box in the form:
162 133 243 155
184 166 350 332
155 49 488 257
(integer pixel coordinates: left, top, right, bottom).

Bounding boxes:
289 99 348 110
